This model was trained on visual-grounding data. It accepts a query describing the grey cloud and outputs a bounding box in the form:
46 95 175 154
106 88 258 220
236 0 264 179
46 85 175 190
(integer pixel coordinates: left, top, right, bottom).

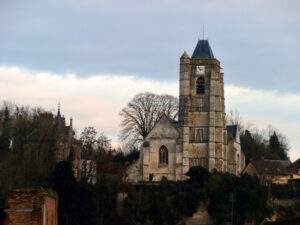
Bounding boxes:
0 0 299 92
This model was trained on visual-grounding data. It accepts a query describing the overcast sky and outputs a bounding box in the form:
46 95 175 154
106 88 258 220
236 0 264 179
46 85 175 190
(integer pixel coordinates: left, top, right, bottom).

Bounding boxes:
0 0 299 160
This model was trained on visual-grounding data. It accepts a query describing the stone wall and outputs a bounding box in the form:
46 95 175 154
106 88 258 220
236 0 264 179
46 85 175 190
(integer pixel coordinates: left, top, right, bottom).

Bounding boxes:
125 159 142 183
142 115 181 181
227 128 245 176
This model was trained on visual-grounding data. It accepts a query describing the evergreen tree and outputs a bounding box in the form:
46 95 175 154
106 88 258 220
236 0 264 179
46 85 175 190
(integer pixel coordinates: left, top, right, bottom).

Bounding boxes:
49 161 97 225
240 130 264 164
240 130 253 164
0 107 11 153
268 132 288 160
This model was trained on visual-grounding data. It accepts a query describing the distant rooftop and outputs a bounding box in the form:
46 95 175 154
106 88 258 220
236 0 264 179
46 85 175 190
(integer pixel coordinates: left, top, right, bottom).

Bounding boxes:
286 158 300 173
250 159 291 175
192 39 214 59
227 125 237 139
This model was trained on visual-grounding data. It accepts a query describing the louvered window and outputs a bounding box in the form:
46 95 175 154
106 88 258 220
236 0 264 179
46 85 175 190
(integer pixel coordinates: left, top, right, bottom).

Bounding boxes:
196 77 205 94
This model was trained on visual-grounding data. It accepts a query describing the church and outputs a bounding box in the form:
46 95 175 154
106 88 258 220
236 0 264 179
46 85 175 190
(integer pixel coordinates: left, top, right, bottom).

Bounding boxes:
126 40 245 182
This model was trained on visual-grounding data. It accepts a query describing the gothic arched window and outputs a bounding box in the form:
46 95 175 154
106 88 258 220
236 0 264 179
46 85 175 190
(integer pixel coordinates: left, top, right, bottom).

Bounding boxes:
196 77 205 94
159 145 168 164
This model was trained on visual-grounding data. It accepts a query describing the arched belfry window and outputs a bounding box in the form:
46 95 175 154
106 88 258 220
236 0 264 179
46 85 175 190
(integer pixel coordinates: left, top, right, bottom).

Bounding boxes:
159 145 168 164
196 77 205 94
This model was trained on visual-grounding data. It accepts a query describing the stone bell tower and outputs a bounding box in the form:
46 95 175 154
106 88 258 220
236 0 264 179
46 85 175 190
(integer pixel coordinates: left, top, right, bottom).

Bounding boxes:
179 40 227 174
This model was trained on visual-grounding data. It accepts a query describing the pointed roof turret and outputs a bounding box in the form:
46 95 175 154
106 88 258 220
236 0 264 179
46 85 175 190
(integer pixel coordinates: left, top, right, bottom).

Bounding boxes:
57 101 61 118
180 51 190 59
192 39 214 59
55 101 66 127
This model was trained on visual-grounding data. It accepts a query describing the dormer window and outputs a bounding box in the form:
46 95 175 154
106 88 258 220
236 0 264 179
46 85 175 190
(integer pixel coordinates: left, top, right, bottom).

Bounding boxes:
196 77 205 94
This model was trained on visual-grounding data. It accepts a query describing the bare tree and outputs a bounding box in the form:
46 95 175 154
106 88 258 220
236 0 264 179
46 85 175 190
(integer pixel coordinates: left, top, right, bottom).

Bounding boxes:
119 92 178 145
97 132 112 152
226 109 244 130
80 127 97 158
79 127 112 183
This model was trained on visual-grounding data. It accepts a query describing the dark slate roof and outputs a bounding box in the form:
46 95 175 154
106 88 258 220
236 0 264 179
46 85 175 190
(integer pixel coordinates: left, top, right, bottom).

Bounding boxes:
251 159 291 175
288 158 300 168
227 125 237 139
192 40 214 59
286 158 300 173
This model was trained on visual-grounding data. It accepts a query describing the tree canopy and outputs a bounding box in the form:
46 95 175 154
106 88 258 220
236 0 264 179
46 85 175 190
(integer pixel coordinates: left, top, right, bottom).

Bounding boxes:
227 109 289 163
0 102 293 225
0 104 66 208
0 106 11 153
119 92 178 145
240 129 289 164
123 167 272 225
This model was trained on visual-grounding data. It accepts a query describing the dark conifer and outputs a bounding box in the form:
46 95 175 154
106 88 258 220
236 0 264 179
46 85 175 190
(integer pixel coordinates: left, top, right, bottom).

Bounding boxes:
268 132 288 160
0 107 11 153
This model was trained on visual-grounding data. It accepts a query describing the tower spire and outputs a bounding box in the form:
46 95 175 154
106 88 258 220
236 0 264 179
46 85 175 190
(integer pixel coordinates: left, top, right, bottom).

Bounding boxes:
192 39 214 59
57 101 61 118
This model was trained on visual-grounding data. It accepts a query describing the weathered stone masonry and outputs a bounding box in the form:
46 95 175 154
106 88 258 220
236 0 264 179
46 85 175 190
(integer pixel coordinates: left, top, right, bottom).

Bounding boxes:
126 40 245 182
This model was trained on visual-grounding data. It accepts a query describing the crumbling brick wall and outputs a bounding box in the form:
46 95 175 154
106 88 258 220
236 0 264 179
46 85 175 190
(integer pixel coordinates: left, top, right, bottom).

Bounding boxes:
5 189 57 225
